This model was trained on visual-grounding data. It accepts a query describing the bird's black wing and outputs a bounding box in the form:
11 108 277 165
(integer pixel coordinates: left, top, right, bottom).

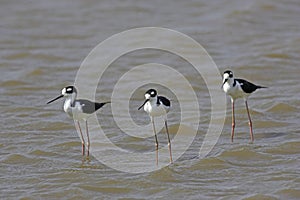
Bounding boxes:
76 99 110 114
157 96 171 107
236 79 266 93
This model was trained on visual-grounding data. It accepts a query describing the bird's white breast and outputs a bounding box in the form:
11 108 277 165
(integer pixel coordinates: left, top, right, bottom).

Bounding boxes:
223 81 248 100
222 82 232 94
144 100 169 117
63 98 73 117
64 99 89 121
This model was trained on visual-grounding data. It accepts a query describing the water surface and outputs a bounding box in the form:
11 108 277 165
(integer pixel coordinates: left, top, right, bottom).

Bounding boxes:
1 0 300 199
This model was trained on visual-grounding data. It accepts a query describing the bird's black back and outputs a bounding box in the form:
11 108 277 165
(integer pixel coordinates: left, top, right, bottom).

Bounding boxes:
76 100 110 114
236 79 266 93
157 96 171 107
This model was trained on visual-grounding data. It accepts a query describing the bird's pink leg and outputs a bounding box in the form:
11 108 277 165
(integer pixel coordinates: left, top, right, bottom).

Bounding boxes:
77 121 85 155
245 100 254 142
85 120 90 157
151 117 159 166
231 100 235 142
164 120 173 164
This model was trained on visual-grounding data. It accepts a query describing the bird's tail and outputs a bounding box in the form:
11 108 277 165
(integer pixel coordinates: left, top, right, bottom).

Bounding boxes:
96 101 111 109
257 86 267 89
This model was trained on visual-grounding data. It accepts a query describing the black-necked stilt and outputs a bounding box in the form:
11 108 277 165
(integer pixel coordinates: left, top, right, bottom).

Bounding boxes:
47 86 110 156
138 89 173 165
222 70 266 142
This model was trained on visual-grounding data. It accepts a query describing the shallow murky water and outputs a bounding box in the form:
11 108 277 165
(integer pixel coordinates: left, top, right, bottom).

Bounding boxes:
1 0 300 199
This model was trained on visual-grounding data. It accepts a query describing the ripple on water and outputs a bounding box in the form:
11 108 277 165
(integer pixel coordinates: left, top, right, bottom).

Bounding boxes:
264 141 300 155
276 189 300 200
40 122 73 131
219 146 274 167
255 120 290 128
2 154 40 165
51 141 80 148
188 157 230 171
149 167 177 182
29 149 57 157
266 103 297 113
78 184 132 194
263 53 290 59
27 68 44 76
0 80 28 87
242 194 278 200
4 52 67 62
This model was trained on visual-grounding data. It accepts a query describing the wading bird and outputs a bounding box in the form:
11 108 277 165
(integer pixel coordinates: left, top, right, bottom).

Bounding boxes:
47 86 110 156
222 70 266 142
138 89 173 165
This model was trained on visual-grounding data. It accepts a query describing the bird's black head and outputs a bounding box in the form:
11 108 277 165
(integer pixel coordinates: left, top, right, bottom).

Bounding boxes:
145 89 157 99
223 70 233 78
138 89 157 110
62 86 77 96
47 85 77 104
222 70 234 89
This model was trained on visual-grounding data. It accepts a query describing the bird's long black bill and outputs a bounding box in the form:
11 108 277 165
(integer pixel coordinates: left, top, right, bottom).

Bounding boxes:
47 95 64 104
138 99 149 110
221 79 228 89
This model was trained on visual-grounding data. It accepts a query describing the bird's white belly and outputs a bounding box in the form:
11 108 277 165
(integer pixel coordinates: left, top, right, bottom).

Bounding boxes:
223 83 248 100
144 102 168 117
72 108 90 121
64 100 89 121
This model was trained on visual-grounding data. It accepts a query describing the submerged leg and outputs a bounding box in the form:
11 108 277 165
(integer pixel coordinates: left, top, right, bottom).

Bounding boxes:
231 100 235 142
164 119 173 164
245 100 254 142
151 117 159 166
85 120 90 156
77 121 85 155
